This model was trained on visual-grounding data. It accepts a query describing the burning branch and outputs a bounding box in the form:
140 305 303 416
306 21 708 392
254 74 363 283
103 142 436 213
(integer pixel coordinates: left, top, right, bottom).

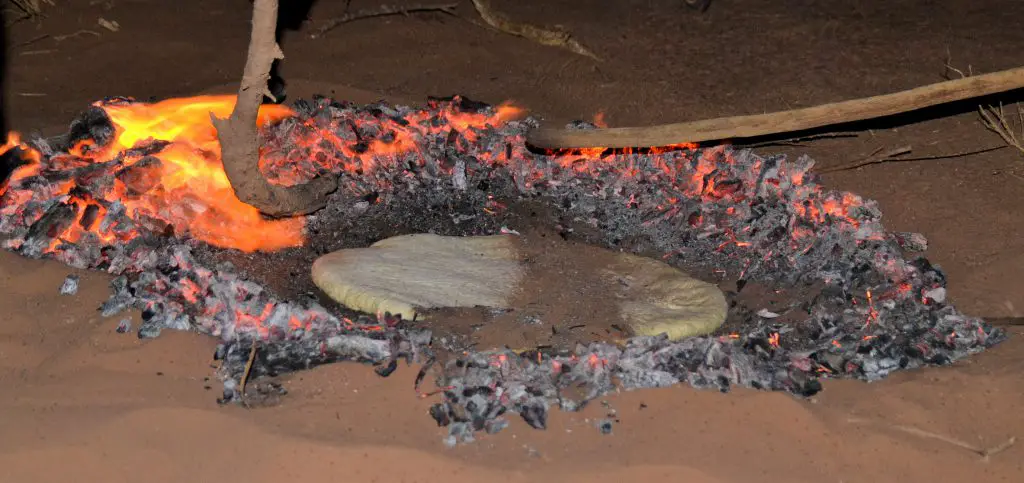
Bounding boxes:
211 0 337 217
527 65 1024 149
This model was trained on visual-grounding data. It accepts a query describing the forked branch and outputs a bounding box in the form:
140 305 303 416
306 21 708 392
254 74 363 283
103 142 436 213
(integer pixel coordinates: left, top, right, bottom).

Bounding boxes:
211 0 337 218
979 102 1024 156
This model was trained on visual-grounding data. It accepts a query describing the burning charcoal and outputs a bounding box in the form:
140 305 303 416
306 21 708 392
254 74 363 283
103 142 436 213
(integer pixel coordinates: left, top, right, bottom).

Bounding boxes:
219 379 240 404
20 202 79 258
923 287 946 304
518 314 542 326
445 422 475 447
519 402 548 430
757 308 780 318
1 145 33 187
374 359 399 378
97 201 127 234
565 120 600 130
1 94 1008 447
893 231 928 252
100 284 135 317
323 335 391 363
137 320 163 339
429 403 451 427
59 275 80 295
115 156 163 197
484 418 509 435
452 158 468 191
61 106 116 152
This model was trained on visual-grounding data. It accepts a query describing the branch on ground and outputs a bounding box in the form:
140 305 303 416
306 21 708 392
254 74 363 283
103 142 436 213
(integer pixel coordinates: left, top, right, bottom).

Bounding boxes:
5 0 54 24
211 0 337 218
470 0 601 61
527 65 1024 149
310 3 459 39
979 103 1024 158
310 0 601 62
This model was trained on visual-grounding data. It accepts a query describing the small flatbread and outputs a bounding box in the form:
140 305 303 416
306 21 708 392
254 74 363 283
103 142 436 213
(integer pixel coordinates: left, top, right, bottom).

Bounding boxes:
311 233 524 321
603 252 728 340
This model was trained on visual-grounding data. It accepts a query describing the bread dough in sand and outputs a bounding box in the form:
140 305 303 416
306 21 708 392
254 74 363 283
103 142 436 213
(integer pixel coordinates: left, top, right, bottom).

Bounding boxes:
312 234 727 340
602 252 728 340
311 233 525 321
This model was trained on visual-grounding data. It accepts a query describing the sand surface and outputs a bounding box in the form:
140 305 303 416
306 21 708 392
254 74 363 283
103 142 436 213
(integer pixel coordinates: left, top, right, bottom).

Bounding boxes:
3 1 1024 481
2 251 1021 482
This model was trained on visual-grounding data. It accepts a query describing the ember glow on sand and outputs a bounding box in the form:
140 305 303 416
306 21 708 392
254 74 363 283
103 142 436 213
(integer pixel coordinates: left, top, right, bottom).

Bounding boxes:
0 94 1005 445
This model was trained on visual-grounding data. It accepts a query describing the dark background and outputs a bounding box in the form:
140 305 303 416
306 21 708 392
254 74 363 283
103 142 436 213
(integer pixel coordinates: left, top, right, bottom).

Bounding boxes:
0 2 1022 481
2 0 1023 317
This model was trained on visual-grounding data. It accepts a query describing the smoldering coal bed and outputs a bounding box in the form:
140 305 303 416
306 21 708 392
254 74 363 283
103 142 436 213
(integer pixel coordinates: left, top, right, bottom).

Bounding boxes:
0 94 1004 445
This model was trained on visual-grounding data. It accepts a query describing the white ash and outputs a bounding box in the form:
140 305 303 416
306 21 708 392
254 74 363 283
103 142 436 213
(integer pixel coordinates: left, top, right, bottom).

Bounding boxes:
0 95 1005 446
59 274 79 295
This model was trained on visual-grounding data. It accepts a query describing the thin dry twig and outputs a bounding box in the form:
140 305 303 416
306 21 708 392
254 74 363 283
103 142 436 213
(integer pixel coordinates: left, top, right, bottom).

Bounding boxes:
14 33 49 47
942 50 973 81
819 145 913 173
987 317 1024 326
4 0 54 26
979 102 1024 156
7 0 54 17
819 144 1007 174
238 339 258 407
739 131 860 149
311 3 458 38
470 0 601 61
52 29 102 42
947 56 1024 160
849 418 1016 462
980 436 1018 461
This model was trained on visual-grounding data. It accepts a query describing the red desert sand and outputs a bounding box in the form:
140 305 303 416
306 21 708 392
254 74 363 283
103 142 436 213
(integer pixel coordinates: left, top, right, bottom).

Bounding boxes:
2 1 1024 482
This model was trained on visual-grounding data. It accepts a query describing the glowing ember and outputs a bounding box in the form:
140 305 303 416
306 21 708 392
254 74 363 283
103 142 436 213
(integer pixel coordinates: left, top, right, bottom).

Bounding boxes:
0 95 525 253
0 94 1004 446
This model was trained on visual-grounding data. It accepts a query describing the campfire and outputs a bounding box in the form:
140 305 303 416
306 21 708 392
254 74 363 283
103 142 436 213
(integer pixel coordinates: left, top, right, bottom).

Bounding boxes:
0 93 1004 445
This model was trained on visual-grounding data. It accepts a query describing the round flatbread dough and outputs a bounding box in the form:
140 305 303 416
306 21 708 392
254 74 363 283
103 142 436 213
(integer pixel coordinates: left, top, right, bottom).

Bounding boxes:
311 233 525 321
602 252 728 340
312 233 727 340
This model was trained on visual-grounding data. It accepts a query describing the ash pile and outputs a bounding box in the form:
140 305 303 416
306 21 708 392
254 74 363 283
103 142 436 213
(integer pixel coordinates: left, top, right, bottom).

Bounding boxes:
0 95 1005 446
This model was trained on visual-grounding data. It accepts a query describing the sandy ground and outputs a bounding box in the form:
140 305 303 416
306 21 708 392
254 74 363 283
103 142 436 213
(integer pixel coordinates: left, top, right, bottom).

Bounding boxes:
2 1 1023 481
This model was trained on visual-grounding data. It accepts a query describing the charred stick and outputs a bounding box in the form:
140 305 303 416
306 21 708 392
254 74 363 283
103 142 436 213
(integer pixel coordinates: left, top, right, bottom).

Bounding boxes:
311 3 459 38
239 339 259 407
414 356 437 396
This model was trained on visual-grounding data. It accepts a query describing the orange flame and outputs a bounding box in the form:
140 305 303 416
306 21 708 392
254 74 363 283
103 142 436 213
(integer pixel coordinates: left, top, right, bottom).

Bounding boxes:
2 95 524 253
0 133 43 197
2 93 871 258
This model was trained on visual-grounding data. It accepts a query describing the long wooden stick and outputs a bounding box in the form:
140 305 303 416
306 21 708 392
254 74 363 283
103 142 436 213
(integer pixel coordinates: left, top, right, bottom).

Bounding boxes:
526 66 1024 149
